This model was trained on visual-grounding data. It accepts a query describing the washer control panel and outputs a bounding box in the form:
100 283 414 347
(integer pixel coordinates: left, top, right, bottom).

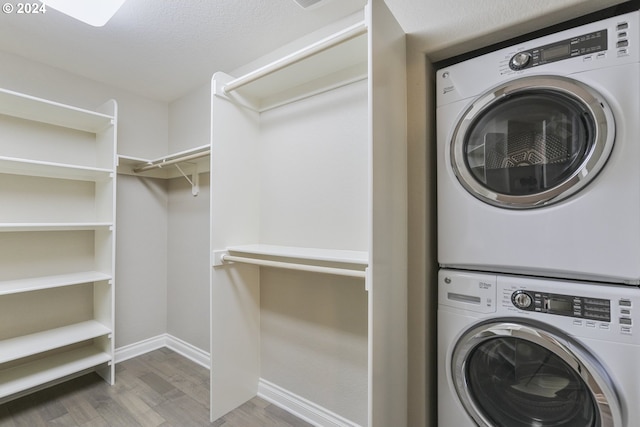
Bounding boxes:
508 28 608 70
511 290 610 322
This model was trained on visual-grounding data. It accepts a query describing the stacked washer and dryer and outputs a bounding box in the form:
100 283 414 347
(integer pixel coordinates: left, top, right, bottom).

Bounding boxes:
436 4 640 427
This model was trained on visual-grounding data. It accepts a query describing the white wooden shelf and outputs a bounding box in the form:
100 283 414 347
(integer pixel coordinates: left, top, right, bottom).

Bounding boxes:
227 244 367 265
0 271 112 296
117 144 210 179
0 88 113 133
215 21 368 112
0 222 113 232
0 320 111 364
0 346 111 400
0 156 113 181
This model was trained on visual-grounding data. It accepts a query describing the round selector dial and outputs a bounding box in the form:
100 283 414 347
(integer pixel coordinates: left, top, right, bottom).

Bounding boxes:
509 52 532 70
512 290 533 310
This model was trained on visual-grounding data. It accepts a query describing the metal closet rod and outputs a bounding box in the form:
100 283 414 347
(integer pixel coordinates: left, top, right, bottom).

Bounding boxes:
133 149 210 173
222 21 368 94
220 254 366 279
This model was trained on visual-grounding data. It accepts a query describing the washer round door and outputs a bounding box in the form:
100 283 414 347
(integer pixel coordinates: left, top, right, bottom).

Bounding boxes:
450 75 614 209
451 319 622 427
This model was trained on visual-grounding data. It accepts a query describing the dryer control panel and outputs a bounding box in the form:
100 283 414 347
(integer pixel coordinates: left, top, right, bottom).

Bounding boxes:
511 290 610 322
509 29 608 70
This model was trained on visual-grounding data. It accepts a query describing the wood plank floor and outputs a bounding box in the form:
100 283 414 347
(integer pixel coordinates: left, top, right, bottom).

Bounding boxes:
0 348 313 427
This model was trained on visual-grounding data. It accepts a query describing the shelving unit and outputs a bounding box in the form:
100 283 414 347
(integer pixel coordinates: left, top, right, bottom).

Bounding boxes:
0 88 116 403
210 2 407 426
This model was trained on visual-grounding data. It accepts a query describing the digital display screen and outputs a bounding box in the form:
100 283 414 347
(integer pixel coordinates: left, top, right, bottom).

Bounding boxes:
548 297 572 313
542 44 570 61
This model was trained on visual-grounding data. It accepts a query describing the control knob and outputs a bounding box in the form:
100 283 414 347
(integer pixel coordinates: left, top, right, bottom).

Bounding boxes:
512 291 533 309
510 52 532 70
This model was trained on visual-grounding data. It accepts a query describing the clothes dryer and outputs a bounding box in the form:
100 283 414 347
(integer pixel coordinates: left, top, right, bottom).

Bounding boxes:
438 269 640 427
436 10 640 284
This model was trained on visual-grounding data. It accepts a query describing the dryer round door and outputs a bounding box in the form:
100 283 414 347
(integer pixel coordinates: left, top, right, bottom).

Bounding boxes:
450 75 614 209
451 319 622 427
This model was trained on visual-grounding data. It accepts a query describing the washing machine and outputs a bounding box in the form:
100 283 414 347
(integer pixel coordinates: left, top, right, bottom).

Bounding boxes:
436 9 640 284
438 269 640 427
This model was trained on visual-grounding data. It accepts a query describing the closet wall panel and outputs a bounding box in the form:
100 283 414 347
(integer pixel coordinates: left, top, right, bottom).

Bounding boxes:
165 82 212 354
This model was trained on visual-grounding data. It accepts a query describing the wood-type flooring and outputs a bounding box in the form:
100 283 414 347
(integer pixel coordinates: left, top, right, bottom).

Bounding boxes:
0 348 313 427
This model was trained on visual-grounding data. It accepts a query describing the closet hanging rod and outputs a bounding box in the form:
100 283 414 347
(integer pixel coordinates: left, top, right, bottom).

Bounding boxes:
133 149 210 173
220 254 366 279
222 21 368 94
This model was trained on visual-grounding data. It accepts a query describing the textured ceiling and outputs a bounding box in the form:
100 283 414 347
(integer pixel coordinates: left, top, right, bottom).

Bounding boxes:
0 0 630 102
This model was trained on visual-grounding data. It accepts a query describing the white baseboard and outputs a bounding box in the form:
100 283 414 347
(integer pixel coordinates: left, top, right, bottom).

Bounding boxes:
258 379 361 427
115 334 210 369
165 334 210 368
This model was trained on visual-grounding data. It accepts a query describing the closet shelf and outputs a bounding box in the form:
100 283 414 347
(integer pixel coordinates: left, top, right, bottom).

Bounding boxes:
0 88 114 133
0 320 111 365
117 144 210 179
0 222 113 232
215 20 368 111
0 156 113 182
0 271 112 296
214 244 368 279
0 346 111 400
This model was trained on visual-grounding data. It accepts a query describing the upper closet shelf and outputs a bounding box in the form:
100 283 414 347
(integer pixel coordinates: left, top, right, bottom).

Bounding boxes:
0 156 113 181
118 145 210 179
215 20 368 112
0 88 114 133
213 244 368 279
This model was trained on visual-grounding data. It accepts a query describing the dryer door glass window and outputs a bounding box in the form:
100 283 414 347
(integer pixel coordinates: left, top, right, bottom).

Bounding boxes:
451 76 614 209
452 321 621 427
466 336 596 426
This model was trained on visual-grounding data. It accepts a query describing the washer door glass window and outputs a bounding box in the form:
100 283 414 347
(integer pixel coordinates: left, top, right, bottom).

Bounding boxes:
452 320 621 427
451 76 614 209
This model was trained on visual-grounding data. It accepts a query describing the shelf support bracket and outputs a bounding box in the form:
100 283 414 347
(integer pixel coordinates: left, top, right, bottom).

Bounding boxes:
175 163 200 196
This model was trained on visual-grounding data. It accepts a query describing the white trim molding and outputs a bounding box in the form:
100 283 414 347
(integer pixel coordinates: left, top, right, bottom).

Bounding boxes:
115 334 210 369
258 379 361 427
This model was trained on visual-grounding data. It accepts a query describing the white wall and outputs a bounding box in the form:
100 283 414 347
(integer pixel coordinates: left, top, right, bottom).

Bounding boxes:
257 81 369 425
165 82 211 353
0 50 170 349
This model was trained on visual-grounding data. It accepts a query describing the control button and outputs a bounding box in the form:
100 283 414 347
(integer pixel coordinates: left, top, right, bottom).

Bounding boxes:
617 40 629 48
620 317 633 326
573 319 583 326
621 309 631 315
583 55 593 61
621 326 632 334
599 323 610 330
619 31 628 38
510 52 532 70
620 299 632 307
617 22 629 31
586 321 596 328
596 53 606 59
